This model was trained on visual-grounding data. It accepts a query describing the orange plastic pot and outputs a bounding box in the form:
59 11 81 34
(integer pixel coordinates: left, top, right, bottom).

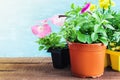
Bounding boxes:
68 42 106 78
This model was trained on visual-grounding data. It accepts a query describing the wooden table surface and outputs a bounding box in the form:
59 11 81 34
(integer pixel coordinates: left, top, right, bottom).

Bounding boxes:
0 57 120 80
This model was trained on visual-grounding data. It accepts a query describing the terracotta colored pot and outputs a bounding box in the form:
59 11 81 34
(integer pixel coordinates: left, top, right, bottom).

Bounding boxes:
68 42 106 78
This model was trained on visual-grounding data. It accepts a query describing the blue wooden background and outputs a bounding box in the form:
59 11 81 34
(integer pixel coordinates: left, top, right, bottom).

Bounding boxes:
0 0 119 57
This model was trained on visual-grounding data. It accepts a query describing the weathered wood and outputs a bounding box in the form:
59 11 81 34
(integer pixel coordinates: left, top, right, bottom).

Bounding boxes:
0 57 119 80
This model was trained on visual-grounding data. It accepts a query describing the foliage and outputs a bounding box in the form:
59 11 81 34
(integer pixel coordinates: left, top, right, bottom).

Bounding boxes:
107 12 120 51
37 33 66 50
32 0 120 52
31 16 67 51
98 0 120 51
61 3 115 45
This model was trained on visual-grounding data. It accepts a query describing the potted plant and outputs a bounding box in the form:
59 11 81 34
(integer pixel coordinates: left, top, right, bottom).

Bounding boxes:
60 0 115 78
106 12 120 71
98 0 116 68
31 20 70 69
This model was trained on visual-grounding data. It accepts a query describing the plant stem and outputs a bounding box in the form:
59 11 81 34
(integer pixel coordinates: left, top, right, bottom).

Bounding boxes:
59 15 67 18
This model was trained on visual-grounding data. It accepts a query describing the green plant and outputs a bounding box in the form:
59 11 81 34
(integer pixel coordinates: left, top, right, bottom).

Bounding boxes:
37 32 66 50
31 18 67 51
61 3 114 45
107 12 120 51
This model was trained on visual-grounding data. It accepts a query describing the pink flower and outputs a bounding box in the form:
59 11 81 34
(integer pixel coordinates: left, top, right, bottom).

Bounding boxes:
50 15 66 26
81 3 91 14
31 24 51 38
40 19 48 24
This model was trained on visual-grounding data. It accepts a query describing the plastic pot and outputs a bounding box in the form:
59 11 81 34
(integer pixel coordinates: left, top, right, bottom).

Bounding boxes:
106 49 120 71
68 42 106 78
48 48 70 69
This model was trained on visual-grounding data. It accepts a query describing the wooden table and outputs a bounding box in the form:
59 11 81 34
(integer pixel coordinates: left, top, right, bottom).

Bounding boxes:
0 57 119 80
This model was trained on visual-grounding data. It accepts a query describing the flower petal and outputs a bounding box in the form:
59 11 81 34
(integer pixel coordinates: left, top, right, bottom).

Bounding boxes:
37 24 51 38
40 19 48 24
90 4 96 11
43 24 52 35
81 3 90 14
31 25 39 35
50 15 66 26
31 24 52 38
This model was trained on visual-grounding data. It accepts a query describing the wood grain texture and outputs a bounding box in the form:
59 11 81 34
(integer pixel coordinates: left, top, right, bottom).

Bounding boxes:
0 57 120 80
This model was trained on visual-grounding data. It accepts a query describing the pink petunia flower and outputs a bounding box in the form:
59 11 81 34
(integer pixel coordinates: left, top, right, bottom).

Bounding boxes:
40 19 48 24
81 3 91 14
49 15 66 26
31 24 52 38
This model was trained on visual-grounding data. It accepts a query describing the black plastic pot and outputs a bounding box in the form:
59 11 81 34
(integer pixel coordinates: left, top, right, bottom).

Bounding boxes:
48 48 70 69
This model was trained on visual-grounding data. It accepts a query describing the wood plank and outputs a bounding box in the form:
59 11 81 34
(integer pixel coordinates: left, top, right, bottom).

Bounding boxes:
0 57 52 70
0 57 119 80
0 57 51 63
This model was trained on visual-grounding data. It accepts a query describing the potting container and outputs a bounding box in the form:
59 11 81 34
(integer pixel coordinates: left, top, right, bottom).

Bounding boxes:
104 53 111 68
106 49 120 71
48 48 70 69
68 42 106 78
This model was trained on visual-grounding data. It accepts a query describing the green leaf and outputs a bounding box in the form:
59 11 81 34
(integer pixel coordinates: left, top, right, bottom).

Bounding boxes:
94 24 99 32
92 13 100 22
77 18 87 26
105 14 114 19
91 32 98 41
101 20 109 24
71 3 75 9
76 6 81 12
104 24 115 30
56 43 66 48
96 27 107 37
86 35 92 44
113 32 120 42
39 46 44 50
77 31 86 43
99 37 108 46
